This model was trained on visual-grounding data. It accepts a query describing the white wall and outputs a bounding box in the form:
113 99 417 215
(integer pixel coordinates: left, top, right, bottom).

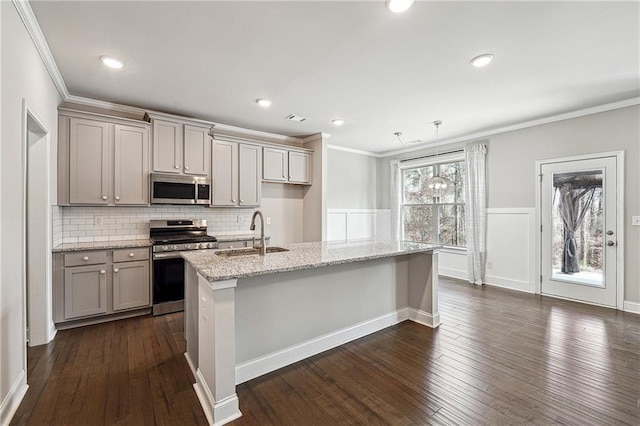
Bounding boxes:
261 184 304 245
1 1 62 422
327 148 378 209
379 105 640 305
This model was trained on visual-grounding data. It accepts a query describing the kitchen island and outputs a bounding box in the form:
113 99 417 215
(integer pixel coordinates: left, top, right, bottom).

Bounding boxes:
182 240 440 426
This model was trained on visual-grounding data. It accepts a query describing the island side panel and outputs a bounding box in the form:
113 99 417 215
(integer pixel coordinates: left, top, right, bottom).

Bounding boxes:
184 262 199 376
234 256 411 382
407 251 440 327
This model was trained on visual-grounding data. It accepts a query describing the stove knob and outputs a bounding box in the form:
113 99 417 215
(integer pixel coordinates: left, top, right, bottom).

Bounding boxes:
195 243 201 250
162 245 169 252
207 242 215 249
171 245 178 251
185 244 191 250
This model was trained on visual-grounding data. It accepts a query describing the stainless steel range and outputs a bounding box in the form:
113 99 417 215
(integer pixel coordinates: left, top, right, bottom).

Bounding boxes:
150 219 218 316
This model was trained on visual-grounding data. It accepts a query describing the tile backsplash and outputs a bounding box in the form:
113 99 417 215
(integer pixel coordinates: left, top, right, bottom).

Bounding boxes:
54 206 256 244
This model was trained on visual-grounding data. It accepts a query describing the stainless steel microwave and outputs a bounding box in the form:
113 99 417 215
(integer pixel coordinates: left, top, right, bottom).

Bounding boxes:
150 173 211 205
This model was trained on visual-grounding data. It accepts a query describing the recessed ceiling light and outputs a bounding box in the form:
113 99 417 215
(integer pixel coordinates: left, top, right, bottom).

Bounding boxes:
100 55 125 69
470 54 494 68
331 119 345 126
385 0 415 13
256 98 272 108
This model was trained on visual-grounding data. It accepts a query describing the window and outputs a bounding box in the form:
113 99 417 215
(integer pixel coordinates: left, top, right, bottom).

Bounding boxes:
401 159 466 247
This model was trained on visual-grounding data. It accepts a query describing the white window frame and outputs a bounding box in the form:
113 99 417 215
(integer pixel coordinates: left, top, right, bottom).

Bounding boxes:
400 152 466 249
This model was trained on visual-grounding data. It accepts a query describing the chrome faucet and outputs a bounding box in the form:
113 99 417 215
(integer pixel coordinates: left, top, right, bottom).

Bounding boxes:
250 210 266 256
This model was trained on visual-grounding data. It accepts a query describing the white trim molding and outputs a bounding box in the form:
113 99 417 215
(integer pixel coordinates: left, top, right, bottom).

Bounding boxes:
327 144 378 157
193 370 241 426
623 300 640 315
0 371 28 426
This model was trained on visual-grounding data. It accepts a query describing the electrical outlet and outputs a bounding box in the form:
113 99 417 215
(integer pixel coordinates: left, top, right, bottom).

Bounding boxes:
237 215 243 223
266 217 272 225
487 260 493 269
632 216 640 226
94 216 103 226
201 297 207 320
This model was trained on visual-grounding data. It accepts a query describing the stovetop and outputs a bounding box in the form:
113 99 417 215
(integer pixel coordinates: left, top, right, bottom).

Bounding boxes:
149 219 218 253
150 234 218 245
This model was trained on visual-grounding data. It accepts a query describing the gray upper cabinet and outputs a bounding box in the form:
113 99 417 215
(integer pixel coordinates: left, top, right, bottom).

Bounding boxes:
114 125 149 205
59 109 150 206
152 119 182 173
263 147 312 185
69 118 110 204
151 118 211 177
212 140 261 207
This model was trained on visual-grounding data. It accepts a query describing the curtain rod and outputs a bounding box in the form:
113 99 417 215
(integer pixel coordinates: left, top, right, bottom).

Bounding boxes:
399 148 464 163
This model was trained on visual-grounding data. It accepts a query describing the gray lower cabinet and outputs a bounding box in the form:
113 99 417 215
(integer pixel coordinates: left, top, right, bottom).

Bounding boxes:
54 248 151 327
64 264 108 319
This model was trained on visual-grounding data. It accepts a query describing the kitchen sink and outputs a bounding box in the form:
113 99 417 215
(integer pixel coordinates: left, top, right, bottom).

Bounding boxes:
215 246 289 257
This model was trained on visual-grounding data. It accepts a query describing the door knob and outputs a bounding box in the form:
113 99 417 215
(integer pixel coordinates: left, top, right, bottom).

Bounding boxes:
606 240 616 246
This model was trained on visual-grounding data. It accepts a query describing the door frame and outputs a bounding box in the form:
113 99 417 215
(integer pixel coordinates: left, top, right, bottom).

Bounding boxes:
535 151 625 309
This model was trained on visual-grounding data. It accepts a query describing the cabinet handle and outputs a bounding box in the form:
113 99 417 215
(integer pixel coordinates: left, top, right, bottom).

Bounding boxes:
100 270 106 275
115 196 120 201
289 175 292 179
174 165 180 169
184 166 190 170
232 199 236 203
240 199 243 203
102 195 107 200
129 253 135 257
83 256 89 261
113 268 119 273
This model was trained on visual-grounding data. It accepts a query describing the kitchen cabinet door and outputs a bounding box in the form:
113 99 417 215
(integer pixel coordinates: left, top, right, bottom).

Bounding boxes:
152 119 183 173
212 140 238 206
113 260 150 311
184 125 211 176
69 118 110 204
114 124 149 205
263 147 288 182
239 144 262 206
288 151 311 184
64 264 108 319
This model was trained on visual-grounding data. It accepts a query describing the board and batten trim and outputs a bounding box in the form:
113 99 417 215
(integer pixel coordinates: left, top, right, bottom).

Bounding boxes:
0 370 28 426
484 208 537 293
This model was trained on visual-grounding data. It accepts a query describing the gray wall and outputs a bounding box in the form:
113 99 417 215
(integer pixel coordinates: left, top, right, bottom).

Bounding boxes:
1 1 63 414
380 105 640 303
327 148 378 209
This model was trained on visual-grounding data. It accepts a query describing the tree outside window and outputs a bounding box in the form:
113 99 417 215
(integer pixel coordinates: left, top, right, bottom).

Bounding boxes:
402 160 466 247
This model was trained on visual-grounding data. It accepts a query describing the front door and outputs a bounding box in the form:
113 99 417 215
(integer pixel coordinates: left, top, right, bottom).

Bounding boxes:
540 155 618 307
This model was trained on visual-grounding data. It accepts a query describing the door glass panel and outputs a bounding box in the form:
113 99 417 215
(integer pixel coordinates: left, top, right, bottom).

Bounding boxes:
551 170 604 287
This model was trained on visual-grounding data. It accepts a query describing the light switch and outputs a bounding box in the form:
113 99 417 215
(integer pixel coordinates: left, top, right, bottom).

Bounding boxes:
201 296 207 320
94 216 103 226
237 215 243 223
632 216 640 226
266 217 272 225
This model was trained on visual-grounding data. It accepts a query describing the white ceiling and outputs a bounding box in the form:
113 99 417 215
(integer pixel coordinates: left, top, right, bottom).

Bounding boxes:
30 1 639 154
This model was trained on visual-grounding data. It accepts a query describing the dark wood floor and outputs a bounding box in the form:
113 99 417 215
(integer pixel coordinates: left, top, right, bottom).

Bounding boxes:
11 277 640 425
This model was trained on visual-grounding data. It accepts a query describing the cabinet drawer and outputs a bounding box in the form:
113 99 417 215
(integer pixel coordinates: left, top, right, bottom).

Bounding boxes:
113 247 150 263
64 251 107 267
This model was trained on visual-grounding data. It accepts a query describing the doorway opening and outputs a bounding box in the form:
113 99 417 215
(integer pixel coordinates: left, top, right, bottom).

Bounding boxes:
22 99 54 357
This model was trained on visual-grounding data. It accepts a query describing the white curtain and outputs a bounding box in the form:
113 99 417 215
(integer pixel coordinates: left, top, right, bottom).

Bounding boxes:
390 160 402 240
464 144 487 284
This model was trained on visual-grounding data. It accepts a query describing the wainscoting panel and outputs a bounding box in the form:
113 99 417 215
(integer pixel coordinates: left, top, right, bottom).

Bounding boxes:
485 208 536 293
327 209 391 242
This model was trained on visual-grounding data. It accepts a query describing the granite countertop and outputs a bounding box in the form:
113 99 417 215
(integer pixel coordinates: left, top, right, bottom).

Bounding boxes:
52 239 152 253
181 240 439 282
214 234 270 242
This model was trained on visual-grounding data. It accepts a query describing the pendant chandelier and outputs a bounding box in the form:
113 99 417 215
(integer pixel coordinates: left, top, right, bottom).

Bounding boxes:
423 120 454 198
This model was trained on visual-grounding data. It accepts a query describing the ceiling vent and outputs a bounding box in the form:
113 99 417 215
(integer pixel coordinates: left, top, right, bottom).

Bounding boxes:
285 114 307 123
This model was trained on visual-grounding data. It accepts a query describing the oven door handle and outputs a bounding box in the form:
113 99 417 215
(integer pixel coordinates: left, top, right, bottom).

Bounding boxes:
153 252 184 260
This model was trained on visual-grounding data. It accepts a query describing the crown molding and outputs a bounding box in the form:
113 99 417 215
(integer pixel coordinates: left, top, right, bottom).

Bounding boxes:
379 97 640 158
13 0 69 99
327 144 380 158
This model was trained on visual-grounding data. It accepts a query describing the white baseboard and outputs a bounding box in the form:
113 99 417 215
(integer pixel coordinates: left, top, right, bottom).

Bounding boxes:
439 267 467 281
485 274 535 293
235 309 410 384
623 300 640 314
407 308 441 328
49 323 58 343
194 369 241 426
184 352 197 378
0 370 28 426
